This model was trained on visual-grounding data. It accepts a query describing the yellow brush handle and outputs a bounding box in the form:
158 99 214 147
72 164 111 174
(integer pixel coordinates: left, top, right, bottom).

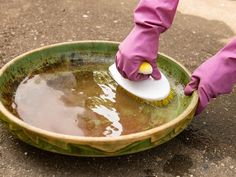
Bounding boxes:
138 62 153 75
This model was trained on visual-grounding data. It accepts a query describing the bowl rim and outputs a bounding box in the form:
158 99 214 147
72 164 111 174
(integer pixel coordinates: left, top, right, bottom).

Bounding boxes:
0 40 198 143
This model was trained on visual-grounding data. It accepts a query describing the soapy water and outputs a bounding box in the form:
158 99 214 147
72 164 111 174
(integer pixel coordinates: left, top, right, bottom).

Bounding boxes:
9 64 187 137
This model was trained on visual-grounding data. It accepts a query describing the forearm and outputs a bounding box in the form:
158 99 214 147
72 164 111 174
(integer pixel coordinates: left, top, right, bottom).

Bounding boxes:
208 38 236 96
134 0 179 33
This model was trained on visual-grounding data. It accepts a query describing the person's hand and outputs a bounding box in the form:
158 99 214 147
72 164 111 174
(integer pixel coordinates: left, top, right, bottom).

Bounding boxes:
116 0 179 81
185 38 236 114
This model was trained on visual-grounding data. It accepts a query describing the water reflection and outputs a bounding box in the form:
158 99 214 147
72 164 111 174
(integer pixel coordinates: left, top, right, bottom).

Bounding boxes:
13 68 184 137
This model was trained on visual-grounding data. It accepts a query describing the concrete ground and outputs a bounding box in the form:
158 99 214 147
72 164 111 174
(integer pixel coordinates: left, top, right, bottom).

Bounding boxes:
0 0 235 176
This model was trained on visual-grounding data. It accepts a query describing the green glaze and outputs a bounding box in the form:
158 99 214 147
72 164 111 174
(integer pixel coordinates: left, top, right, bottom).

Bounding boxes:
0 41 198 157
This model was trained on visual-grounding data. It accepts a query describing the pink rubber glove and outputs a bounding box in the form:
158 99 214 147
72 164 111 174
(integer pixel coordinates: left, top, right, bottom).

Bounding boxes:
185 38 236 115
116 0 179 81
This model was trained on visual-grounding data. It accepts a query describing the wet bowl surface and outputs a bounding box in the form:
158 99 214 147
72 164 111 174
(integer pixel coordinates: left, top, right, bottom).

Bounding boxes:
0 41 198 157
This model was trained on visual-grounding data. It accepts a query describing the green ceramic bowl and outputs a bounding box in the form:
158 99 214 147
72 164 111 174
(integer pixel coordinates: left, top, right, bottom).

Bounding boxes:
0 41 198 157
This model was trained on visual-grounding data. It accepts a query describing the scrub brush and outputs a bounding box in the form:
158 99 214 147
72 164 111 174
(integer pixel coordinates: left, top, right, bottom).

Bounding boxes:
109 62 175 107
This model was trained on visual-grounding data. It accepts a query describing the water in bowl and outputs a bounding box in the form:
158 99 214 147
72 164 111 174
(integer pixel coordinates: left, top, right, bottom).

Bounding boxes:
6 63 187 137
